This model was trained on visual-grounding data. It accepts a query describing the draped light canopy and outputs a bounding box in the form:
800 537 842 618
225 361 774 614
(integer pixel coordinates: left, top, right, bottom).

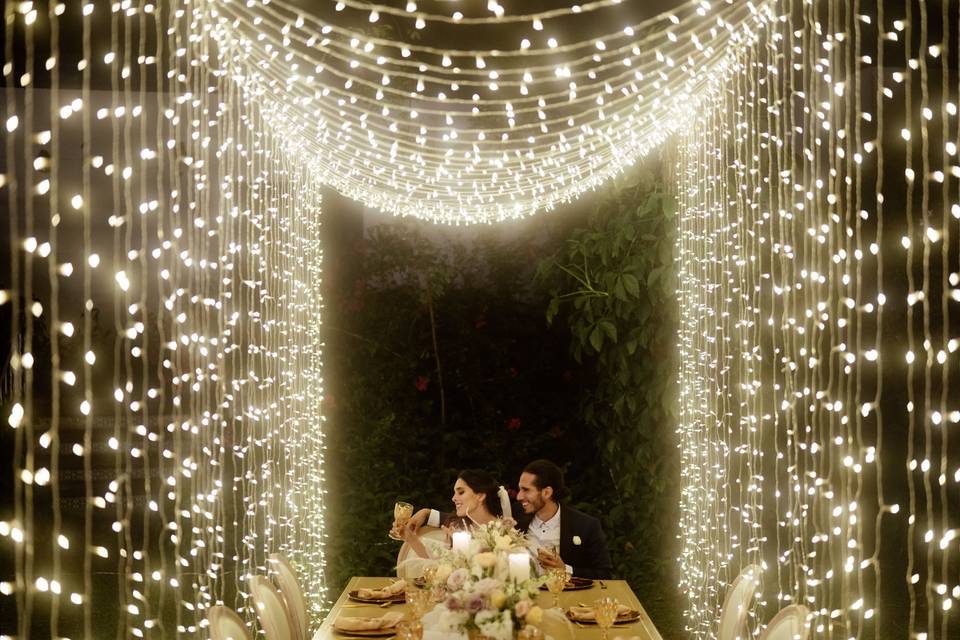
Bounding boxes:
3 1 959 639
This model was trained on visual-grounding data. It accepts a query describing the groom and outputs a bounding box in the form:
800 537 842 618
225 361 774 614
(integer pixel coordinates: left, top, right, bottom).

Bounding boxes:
413 459 613 579
515 459 613 580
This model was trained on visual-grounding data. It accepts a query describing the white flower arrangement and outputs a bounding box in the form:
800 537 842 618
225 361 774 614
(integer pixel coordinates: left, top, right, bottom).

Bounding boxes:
426 519 545 639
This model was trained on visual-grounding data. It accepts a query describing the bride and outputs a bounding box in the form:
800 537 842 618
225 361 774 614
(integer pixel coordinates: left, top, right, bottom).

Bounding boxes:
397 469 512 561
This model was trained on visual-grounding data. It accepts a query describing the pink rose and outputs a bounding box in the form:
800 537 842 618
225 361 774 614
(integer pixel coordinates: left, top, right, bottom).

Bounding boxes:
447 568 468 590
515 599 531 618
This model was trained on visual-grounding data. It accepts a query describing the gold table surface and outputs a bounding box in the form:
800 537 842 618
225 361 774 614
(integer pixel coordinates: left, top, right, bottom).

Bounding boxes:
313 576 663 640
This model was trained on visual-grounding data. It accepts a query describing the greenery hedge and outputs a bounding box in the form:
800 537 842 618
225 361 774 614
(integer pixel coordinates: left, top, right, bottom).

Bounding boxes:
323 165 683 636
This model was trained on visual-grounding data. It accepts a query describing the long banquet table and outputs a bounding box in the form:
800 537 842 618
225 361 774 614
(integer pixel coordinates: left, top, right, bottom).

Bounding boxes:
313 576 663 640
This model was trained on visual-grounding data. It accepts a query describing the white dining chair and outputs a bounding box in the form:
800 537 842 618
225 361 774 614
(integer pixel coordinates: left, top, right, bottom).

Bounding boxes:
207 605 253 640
758 605 810 640
717 564 762 640
249 575 294 640
396 525 448 579
268 553 310 640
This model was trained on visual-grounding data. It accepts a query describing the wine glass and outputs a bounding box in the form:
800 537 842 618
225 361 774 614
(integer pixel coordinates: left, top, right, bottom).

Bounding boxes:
390 501 414 540
544 568 567 609
593 596 619 640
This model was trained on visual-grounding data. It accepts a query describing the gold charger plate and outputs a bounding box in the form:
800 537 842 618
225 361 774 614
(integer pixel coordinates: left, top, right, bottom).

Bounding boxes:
347 590 406 604
539 576 594 591
564 609 642 625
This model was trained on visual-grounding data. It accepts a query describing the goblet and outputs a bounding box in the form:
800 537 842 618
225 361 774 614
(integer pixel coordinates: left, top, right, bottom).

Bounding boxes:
593 596 620 640
396 619 424 640
518 624 544 640
544 568 567 609
389 501 414 540
404 585 433 620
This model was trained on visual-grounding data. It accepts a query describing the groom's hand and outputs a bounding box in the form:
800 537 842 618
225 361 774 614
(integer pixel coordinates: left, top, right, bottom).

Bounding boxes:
538 548 565 570
407 508 431 532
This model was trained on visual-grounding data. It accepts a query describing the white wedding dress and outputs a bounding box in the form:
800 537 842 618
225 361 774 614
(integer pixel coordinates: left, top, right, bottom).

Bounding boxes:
396 526 450 579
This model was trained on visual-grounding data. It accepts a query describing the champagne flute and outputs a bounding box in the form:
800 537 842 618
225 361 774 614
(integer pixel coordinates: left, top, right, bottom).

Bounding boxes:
593 596 619 640
544 568 567 609
390 501 414 541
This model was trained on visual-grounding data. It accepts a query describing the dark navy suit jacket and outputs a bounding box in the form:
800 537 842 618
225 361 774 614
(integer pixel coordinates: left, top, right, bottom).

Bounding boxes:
518 505 613 579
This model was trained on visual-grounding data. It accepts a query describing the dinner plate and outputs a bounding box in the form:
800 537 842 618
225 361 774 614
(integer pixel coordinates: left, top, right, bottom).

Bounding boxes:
564 608 642 625
347 590 406 604
539 576 594 591
334 624 399 637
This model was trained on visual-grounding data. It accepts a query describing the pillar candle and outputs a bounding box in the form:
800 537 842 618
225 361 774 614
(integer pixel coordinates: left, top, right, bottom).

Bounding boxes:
508 552 531 582
451 531 470 553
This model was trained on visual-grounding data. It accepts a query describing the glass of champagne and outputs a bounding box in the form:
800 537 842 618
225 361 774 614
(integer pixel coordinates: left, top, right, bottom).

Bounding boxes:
390 501 414 540
593 596 619 640
544 568 567 609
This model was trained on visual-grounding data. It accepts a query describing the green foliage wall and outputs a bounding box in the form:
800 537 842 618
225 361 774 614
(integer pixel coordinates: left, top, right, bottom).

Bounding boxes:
322 222 597 585
536 171 681 632
323 168 682 635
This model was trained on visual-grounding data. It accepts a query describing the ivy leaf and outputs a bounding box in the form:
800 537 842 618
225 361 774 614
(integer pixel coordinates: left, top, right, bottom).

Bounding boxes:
546 297 560 325
622 273 640 298
600 320 618 343
647 267 662 288
589 324 604 351
613 278 628 302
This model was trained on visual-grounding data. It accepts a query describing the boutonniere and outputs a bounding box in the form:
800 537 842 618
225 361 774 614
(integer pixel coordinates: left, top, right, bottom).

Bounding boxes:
572 535 582 546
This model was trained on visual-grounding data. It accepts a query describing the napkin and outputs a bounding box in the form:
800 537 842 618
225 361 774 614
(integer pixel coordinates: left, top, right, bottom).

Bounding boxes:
566 604 633 622
334 611 405 632
357 579 407 600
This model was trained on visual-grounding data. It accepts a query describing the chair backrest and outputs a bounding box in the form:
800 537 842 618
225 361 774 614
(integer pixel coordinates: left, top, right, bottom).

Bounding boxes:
249 575 294 640
396 526 447 578
268 553 309 640
758 605 810 640
717 564 762 640
208 605 253 640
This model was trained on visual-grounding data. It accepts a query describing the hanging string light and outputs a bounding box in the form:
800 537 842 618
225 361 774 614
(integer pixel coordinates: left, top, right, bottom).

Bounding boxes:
205 0 769 224
2 1 959 639
676 0 959 638
3 1 327 637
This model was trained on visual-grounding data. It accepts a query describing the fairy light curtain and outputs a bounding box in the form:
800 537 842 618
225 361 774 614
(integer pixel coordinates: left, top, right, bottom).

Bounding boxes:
676 1 959 639
2 0 326 637
1 0 958 639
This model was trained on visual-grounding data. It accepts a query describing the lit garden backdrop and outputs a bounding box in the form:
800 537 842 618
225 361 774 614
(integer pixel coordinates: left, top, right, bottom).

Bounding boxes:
1 0 958 639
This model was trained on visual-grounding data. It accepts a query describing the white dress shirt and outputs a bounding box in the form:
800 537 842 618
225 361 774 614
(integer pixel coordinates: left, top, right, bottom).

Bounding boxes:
528 507 572 575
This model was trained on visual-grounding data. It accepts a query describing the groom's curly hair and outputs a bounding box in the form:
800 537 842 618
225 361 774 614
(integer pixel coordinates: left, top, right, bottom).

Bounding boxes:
523 459 569 502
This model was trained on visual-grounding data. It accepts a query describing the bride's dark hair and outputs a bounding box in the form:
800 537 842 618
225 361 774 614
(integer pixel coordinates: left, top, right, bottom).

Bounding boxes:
458 469 503 518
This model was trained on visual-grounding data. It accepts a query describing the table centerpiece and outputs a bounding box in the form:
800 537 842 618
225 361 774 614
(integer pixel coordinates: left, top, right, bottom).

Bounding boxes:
419 519 546 640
